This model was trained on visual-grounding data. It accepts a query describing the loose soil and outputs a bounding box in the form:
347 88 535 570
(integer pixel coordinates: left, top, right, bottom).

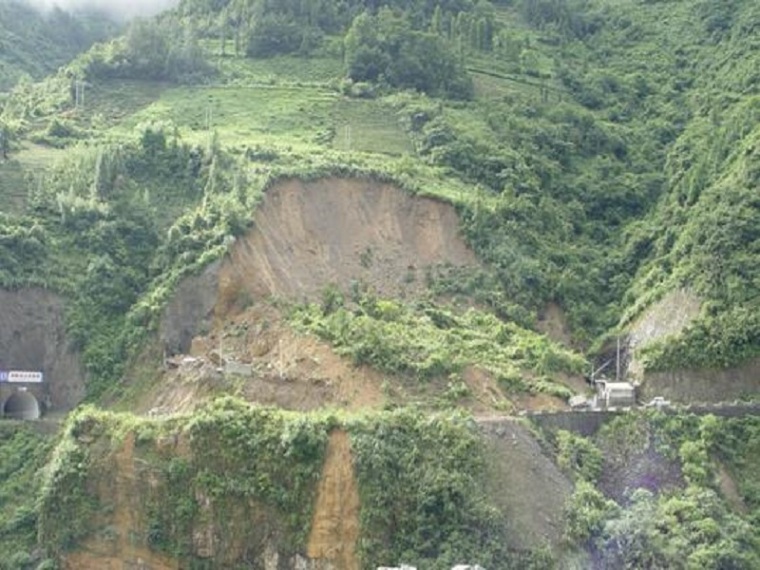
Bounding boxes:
144 177 495 415
307 431 361 570
62 433 179 570
217 177 479 304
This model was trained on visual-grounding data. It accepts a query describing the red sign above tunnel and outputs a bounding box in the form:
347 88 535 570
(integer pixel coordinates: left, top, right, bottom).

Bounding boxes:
0 371 44 383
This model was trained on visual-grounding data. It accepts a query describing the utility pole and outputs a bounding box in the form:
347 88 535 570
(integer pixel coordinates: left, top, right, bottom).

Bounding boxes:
345 124 351 151
74 80 86 109
205 106 213 130
206 95 214 130
616 336 621 382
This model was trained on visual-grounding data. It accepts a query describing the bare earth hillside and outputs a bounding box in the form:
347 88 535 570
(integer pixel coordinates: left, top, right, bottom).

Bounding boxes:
150 177 487 415
217 177 479 305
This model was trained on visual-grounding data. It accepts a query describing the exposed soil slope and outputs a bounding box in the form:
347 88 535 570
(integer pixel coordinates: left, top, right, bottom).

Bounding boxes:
62 433 179 570
150 177 487 414
147 303 386 415
217 177 479 305
307 431 360 570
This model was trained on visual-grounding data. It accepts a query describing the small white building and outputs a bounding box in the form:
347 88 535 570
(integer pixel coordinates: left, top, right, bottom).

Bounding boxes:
596 380 636 409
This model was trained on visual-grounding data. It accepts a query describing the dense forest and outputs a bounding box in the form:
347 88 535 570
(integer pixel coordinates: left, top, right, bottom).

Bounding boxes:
0 0 759 568
0 1 119 90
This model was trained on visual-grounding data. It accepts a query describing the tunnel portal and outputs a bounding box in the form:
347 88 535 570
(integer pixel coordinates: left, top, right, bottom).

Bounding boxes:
3 391 41 420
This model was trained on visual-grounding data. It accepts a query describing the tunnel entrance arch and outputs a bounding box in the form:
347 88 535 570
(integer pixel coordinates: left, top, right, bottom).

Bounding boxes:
3 391 41 420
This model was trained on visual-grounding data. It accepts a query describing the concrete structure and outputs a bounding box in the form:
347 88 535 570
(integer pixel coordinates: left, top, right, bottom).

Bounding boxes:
0 371 47 420
596 380 636 409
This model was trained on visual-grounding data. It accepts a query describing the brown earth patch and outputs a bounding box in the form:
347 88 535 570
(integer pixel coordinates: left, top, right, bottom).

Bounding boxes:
536 302 573 347
62 432 179 570
307 430 360 570
716 461 748 515
217 177 479 304
138 303 386 415
461 366 513 413
146 177 485 414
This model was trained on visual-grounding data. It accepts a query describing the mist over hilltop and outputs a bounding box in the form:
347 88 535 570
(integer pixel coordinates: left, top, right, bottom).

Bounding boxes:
24 0 179 20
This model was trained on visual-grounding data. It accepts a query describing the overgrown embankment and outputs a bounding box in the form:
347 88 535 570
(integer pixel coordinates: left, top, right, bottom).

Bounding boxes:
0 423 55 569
37 400 568 569
544 411 760 569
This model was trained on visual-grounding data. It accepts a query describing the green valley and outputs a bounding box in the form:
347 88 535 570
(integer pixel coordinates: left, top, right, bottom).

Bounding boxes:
0 0 758 568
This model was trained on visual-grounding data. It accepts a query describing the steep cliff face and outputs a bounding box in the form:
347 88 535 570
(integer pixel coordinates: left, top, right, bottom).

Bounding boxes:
216 177 479 306
40 405 569 569
626 289 760 402
0 288 84 411
159 261 222 356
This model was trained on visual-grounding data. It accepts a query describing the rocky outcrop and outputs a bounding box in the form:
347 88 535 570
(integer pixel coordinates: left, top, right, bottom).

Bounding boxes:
0 288 84 411
626 289 702 383
159 261 221 355
478 418 572 551
626 289 760 402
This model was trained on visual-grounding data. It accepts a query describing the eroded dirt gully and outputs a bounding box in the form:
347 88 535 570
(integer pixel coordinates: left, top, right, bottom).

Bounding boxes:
307 431 361 570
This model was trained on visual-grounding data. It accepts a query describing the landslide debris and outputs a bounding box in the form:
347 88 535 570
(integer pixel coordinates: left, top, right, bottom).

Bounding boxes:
216 177 480 305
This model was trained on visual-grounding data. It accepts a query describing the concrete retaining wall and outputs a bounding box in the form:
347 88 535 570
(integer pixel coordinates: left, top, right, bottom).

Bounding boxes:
523 403 760 436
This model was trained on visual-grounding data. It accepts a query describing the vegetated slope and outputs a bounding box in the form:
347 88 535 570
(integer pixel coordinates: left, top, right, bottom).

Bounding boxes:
0 424 55 569
1 0 760 568
555 413 760 569
4 0 757 371
0 1 117 90
569 0 760 376
39 402 571 570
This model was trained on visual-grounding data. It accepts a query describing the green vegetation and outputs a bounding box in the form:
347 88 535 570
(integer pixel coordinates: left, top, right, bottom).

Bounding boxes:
1 0 760 566
0 424 54 569
39 400 331 560
1 0 756 374
0 1 118 90
344 8 473 99
290 292 585 398
348 409 512 568
554 413 760 568
0 124 254 397
36 400 553 568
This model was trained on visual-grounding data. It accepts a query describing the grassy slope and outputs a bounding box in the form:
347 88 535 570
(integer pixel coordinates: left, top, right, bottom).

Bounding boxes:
0 0 757 388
